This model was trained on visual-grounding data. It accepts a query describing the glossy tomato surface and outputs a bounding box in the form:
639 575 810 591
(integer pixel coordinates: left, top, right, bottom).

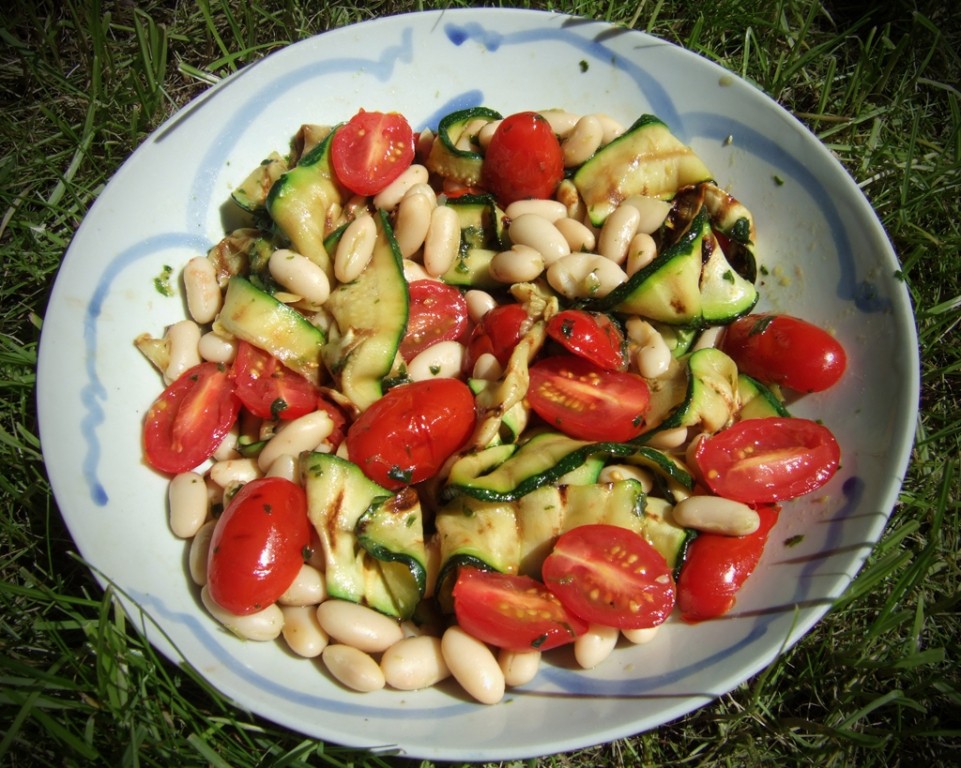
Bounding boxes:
399 280 469 361
206 477 310 615
694 417 841 503
527 355 651 442
720 313 847 393
331 109 415 196
542 524 676 629
677 504 780 622
452 567 588 652
481 112 564 206
345 378 476 489
231 341 319 421
466 303 529 370
143 362 240 474
546 310 627 371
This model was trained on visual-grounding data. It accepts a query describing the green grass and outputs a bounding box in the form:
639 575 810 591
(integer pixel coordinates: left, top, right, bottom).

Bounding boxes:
2 0 960 765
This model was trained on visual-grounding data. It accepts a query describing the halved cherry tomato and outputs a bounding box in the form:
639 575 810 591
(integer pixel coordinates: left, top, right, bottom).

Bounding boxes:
465 303 529 370
542 524 676 629
315 390 349 451
481 112 565 206
345 378 476 489
206 477 310 615
693 417 841 503
452 567 588 652
546 310 627 371
331 109 415 196
144 362 240 474
399 280 470 361
677 504 780 622
231 341 319 421
719 313 847 393
527 355 651 442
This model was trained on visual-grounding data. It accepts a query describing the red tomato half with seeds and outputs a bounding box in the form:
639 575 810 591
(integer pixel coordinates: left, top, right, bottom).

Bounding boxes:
720 313 847 393
231 341 319 421
482 112 565 206
331 109 415 196
399 280 470 361
693 417 841 504
677 504 780 622
206 477 310 616
345 378 476 489
527 355 651 442
542 524 676 629
546 309 627 371
452 567 588 652
144 362 240 474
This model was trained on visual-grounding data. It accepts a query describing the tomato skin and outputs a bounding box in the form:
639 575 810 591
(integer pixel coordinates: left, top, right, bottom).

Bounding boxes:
693 417 841 503
546 310 627 371
144 362 240 474
345 378 476 489
677 504 780 622
206 477 310 616
465 303 529 370
452 567 588 652
720 314 847 393
230 341 319 421
482 112 565 206
542 524 676 629
527 355 651 442
331 110 415 196
399 280 470 361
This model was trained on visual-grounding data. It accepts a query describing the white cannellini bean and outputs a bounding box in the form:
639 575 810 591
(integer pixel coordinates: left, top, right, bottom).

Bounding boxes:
381 635 451 691
454 118 488 151
423 205 461 277
562 114 604 167
198 331 237 364
546 252 627 299
471 352 503 381
211 423 241 462
403 258 434 283
673 495 761 536
594 113 626 145
554 216 596 253
393 190 435 259
415 128 434 162
598 203 642 265
183 256 222 324
597 464 654 491
265 452 299 482
168 471 209 539
373 163 429 211
623 195 673 234
334 214 377 284
268 248 331 305
407 340 466 382
201 585 284 641
476 118 501 148
441 626 505 705
404 181 438 206
509 213 570 265
316 599 404 653
489 245 545 284
163 320 202 385
622 625 661 644
555 178 586 221
574 624 620 669
281 605 329 658
692 325 724 352
538 108 580 138
188 520 216 586
322 644 386 692
645 425 689 450
625 232 658 276
208 457 261 488
497 648 541 687
257 410 334 473
504 198 568 222
465 289 497 324
278 563 327 606
627 317 673 379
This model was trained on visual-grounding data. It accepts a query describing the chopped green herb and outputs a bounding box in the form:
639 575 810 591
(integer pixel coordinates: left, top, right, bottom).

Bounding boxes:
154 264 174 296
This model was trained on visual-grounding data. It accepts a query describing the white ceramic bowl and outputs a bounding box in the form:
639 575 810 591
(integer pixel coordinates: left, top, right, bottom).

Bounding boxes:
36 8 919 761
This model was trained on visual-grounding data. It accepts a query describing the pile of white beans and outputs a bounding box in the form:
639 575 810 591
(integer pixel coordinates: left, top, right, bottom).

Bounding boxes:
146 107 766 704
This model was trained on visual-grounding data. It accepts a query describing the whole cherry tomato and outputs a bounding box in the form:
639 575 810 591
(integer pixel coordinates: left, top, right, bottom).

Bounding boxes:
720 313 847 393
345 378 476 489
481 112 565 206
206 477 310 615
